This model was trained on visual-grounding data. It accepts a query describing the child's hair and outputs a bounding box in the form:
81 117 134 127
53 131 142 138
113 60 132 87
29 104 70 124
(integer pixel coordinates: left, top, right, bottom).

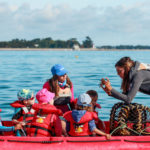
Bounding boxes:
86 90 98 98
115 56 135 93
76 105 92 111
76 93 93 112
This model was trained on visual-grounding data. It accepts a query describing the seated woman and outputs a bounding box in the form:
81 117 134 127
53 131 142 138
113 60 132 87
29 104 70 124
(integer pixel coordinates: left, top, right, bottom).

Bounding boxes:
43 64 75 113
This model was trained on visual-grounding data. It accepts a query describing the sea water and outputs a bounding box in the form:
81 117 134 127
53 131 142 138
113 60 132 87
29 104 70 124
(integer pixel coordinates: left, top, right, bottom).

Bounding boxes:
0 50 150 121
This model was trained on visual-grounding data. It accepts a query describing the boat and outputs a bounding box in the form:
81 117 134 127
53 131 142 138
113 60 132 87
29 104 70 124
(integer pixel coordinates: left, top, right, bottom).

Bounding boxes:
1 121 150 150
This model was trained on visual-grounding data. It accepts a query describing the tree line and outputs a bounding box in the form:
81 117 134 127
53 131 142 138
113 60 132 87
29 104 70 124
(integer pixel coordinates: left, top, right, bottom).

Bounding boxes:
98 45 150 49
0 36 150 49
0 36 93 48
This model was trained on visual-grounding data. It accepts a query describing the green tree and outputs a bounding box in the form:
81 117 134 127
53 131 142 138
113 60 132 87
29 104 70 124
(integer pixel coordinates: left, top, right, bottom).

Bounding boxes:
82 36 93 48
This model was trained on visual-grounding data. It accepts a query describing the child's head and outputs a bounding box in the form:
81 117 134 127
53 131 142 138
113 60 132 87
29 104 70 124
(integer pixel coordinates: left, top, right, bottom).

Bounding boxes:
17 89 35 106
76 93 92 111
36 88 55 105
86 90 98 107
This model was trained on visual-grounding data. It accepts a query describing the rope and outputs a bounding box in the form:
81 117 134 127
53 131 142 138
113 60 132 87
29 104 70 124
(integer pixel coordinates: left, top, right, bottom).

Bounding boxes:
110 124 126 135
124 139 150 143
7 139 63 143
141 126 150 133
110 123 141 136
66 139 121 143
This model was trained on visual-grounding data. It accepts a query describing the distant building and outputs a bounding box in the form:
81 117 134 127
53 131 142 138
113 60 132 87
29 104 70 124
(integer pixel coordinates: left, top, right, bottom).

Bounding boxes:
72 44 80 50
92 44 96 49
34 44 39 48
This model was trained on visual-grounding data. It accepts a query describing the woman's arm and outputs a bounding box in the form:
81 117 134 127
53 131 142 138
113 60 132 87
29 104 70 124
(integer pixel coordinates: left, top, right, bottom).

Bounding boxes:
110 73 144 103
0 126 14 132
0 123 22 132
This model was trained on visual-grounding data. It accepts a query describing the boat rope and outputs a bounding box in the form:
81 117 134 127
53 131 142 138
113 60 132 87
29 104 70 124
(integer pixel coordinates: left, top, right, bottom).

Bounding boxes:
7 139 63 143
66 139 121 143
110 123 141 136
140 126 150 133
124 139 150 143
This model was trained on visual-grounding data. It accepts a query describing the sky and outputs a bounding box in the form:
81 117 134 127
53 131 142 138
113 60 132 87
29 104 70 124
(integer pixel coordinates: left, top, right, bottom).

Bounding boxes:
0 0 150 46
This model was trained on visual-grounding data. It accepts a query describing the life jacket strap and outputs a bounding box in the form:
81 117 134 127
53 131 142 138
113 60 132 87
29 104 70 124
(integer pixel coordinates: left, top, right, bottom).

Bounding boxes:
30 125 54 136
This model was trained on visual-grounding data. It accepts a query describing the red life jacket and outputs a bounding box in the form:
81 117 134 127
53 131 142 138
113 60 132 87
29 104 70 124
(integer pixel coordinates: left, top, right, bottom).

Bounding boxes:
10 101 35 123
28 103 62 137
64 111 98 136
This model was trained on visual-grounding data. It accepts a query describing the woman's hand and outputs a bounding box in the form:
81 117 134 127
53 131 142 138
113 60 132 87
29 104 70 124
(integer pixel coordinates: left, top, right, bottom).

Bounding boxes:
100 78 112 95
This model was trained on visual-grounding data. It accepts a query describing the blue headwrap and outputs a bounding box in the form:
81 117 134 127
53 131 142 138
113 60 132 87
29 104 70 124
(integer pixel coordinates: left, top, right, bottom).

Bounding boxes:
58 80 67 87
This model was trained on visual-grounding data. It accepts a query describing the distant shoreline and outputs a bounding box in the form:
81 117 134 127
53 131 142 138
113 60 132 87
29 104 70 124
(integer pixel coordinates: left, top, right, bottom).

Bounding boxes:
0 48 150 51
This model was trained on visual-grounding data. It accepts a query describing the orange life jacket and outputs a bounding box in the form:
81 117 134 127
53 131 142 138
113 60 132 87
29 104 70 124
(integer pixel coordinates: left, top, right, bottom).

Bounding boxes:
28 103 62 137
64 111 98 136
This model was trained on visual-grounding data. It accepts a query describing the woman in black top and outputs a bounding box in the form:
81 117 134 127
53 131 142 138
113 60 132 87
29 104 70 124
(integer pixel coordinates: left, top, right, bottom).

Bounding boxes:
100 56 150 104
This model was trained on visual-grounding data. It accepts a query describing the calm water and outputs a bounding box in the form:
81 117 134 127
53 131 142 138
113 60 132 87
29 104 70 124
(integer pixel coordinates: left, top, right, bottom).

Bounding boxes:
0 50 150 120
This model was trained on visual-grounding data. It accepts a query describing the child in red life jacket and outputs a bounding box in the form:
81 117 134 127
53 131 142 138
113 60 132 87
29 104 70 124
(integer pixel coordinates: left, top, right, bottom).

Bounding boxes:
11 89 35 136
86 90 106 131
0 109 22 135
28 88 62 137
63 93 111 139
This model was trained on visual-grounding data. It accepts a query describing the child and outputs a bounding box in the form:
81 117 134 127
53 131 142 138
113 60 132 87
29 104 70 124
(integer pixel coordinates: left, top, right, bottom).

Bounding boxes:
86 90 105 131
28 88 62 137
63 93 111 139
86 90 101 111
11 89 35 136
0 109 22 135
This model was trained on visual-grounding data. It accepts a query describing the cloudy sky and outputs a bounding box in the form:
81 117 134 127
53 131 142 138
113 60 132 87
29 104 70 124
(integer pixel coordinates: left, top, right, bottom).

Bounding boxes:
0 0 150 46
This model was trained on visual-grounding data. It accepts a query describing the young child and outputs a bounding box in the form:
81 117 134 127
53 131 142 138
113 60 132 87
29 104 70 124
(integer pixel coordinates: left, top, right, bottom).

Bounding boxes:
86 90 101 111
0 109 22 135
11 89 35 136
86 90 105 131
28 88 62 137
63 93 111 139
